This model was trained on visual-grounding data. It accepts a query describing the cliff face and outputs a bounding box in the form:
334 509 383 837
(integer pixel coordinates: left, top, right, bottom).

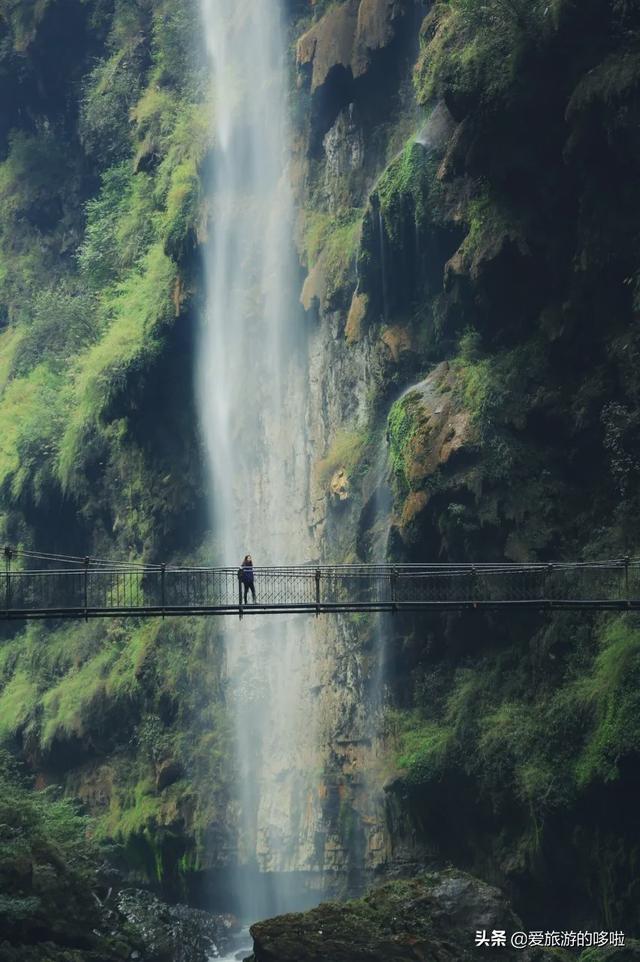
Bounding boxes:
0 0 232 896
1 0 640 936
289 0 640 931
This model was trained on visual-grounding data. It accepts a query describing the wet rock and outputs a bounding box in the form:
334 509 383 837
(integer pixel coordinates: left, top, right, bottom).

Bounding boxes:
297 0 410 93
390 361 475 485
345 291 368 344
330 468 350 503
385 362 478 543
324 106 365 183
582 943 640 962
415 101 457 155
155 758 184 792
117 889 238 962
248 870 555 962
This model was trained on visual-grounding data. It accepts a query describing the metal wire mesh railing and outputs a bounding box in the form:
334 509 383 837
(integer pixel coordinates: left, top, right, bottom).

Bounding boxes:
2 548 640 620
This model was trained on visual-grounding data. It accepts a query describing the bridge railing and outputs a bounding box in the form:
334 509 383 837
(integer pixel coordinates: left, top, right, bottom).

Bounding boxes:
2 558 640 619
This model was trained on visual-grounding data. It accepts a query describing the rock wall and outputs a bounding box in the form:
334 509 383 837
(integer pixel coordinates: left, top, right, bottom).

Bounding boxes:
1 0 640 933
288 0 640 931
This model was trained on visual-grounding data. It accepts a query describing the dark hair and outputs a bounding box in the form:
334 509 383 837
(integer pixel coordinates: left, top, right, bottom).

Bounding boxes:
243 554 252 565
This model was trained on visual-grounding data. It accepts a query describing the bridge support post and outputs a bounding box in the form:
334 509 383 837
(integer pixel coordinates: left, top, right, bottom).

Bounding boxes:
625 556 630 607
391 567 398 613
4 546 11 619
544 563 553 606
315 568 321 617
161 564 166 619
83 557 90 622
238 577 243 621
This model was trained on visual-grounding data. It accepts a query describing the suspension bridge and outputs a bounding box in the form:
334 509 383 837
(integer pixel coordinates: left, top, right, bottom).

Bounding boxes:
2 547 640 621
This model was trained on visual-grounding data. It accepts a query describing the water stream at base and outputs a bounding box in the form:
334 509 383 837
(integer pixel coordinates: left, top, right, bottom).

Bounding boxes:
216 927 253 961
197 0 322 921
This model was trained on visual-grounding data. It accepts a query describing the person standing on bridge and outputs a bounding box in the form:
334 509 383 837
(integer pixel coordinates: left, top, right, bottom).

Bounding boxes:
239 554 256 603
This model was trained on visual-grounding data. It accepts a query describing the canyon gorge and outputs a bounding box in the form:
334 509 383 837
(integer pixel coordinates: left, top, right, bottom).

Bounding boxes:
1 0 640 959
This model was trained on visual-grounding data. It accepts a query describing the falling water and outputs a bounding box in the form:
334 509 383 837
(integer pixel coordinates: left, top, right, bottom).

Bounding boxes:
197 0 320 917
378 209 390 324
370 440 393 712
198 0 299 554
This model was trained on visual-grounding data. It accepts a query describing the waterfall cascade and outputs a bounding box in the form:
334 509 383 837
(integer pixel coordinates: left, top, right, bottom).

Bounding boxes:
197 0 322 917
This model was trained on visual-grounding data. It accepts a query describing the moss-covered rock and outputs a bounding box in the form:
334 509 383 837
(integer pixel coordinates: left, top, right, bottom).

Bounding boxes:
248 870 553 962
387 361 475 509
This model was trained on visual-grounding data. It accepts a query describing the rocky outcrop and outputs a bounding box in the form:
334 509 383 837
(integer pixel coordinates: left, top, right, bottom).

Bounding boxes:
392 363 475 483
247 870 553 962
116 889 239 962
387 362 477 540
297 0 411 93
0 885 239 962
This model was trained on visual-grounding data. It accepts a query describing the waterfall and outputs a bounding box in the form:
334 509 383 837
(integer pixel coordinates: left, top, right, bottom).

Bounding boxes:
197 0 297 556
370 440 393 712
378 209 389 324
197 0 320 917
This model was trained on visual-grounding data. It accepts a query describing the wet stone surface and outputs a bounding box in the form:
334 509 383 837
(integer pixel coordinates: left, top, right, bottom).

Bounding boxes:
117 889 239 962
246 870 557 962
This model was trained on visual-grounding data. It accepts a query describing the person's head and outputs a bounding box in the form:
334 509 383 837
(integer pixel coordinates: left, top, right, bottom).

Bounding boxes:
244 554 252 565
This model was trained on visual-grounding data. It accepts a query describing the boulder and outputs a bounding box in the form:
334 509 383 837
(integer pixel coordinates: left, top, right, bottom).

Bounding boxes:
247 870 555 962
117 889 239 962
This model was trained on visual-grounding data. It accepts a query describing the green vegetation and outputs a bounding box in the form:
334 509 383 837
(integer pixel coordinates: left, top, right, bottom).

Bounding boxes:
0 0 639 938
0 616 232 881
391 613 640 924
415 0 553 108
376 140 435 241
301 207 363 307
0 750 136 960
361 0 640 929
387 391 423 497
0 0 210 554
0 0 228 893
573 617 640 786
316 428 370 487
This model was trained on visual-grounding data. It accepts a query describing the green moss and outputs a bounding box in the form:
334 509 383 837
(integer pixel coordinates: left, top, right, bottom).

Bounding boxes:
40 648 118 748
0 0 230 897
573 617 640 786
0 670 39 740
0 0 52 51
302 207 363 302
376 140 434 241
0 747 156 957
415 1 551 107
0 612 233 881
79 48 143 164
0 327 21 391
567 47 640 118
387 391 422 496
316 428 369 486
0 364 66 502
395 712 454 784
162 158 201 261
0 131 75 324
78 164 158 288
58 243 178 492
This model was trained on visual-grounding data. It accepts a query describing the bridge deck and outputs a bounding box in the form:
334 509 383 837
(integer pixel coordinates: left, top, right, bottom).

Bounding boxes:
3 556 640 620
